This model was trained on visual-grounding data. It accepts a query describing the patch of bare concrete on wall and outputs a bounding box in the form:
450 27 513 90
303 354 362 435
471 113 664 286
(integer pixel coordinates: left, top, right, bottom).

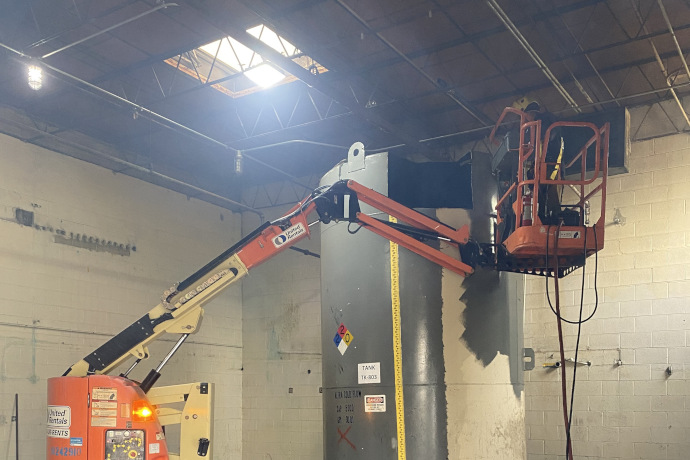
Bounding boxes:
439 207 526 460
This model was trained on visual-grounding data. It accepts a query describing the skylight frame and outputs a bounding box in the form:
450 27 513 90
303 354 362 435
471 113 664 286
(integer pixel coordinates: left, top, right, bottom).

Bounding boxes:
164 24 327 98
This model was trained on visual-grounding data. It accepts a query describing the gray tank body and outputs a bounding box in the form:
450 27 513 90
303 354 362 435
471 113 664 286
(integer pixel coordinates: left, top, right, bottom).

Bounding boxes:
320 145 525 459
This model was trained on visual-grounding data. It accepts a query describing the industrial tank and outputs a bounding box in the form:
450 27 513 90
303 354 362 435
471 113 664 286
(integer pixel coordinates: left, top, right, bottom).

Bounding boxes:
320 144 526 459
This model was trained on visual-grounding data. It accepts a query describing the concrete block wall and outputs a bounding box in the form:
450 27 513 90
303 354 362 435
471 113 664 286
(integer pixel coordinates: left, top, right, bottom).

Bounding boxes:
0 134 243 458
524 133 690 459
241 206 323 459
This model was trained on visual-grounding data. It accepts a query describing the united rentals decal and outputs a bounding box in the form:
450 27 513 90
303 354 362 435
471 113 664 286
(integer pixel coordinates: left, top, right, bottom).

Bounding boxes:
272 223 307 248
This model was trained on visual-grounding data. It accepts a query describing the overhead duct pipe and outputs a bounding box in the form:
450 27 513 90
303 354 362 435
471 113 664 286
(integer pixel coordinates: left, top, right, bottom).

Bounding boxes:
630 0 690 130
485 0 581 113
656 0 690 83
41 3 179 59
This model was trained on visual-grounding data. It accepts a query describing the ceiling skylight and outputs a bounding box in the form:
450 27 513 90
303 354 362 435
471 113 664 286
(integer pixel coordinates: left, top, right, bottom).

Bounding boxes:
246 24 299 56
164 24 326 97
199 37 263 73
244 63 286 88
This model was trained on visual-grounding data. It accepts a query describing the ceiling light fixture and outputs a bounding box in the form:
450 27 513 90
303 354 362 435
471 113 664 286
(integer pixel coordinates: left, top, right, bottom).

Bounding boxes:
244 63 285 88
235 150 243 175
27 64 43 90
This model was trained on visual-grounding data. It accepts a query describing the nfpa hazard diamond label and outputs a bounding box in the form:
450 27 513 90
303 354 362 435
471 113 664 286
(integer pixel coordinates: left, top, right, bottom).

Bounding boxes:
333 323 354 355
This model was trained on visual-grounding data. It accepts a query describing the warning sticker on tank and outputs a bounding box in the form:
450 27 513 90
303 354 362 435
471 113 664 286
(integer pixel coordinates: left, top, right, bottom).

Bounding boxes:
47 405 71 427
272 223 307 248
93 401 117 409
333 323 354 355
46 427 70 438
149 443 160 454
92 387 118 401
92 408 117 417
364 395 386 413
558 230 581 239
91 417 117 427
358 362 381 384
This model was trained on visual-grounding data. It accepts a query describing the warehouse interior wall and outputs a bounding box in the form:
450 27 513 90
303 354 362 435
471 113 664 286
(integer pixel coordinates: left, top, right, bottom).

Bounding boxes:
3 107 690 460
524 133 690 460
0 133 243 459
240 206 323 459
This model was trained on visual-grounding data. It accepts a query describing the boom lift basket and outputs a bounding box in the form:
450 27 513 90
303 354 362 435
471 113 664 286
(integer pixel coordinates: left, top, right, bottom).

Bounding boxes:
490 107 609 277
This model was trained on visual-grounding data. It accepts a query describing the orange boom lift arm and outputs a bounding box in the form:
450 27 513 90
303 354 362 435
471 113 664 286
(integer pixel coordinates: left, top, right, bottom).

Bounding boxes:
49 119 609 458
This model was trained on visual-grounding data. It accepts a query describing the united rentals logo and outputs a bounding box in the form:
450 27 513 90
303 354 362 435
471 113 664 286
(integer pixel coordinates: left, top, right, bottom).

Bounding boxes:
272 223 307 248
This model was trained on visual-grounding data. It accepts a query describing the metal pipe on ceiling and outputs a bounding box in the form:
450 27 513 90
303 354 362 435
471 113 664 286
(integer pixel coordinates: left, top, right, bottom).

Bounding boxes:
368 80 690 152
1 42 234 150
630 0 690 129
556 15 619 107
656 0 690 81
333 0 493 127
0 41 315 192
484 0 581 113
0 112 263 217
41 2 179 59
240 140 349 153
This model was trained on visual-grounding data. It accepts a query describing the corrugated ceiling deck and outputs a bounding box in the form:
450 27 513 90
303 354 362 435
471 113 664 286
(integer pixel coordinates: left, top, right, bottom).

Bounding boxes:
0 0 689 211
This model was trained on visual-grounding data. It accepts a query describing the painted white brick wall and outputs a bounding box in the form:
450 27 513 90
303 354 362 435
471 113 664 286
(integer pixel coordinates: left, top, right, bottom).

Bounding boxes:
0 134 243 459
241 207 323 459
525 133 690 460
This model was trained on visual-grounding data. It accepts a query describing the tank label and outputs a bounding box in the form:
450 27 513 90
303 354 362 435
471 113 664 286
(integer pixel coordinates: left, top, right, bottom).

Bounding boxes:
558 230 581 239
70 437 83 447
272 223 307 248
46 427 70 438
149 443 160 454
358 362 381 384
364 395 386 412
47 406 71 428
333 323 354 355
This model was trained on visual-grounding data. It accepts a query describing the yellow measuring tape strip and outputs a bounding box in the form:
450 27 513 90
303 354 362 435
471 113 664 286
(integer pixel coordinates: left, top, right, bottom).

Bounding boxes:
389 216 406 459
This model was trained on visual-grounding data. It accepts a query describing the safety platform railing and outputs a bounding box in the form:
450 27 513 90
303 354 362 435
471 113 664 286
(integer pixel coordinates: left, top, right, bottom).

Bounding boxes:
489 107 609 276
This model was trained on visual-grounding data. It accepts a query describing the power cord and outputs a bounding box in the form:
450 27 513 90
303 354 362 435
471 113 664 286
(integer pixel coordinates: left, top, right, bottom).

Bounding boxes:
545 227 599 324
544 223 600 459
548 223 574 460
566 226 587 458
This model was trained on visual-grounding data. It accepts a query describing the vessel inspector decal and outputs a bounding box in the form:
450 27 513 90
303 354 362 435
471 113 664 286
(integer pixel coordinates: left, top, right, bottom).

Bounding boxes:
558 230 581 239
47 405 71 438
358 362 381 384
272 223 307 248
333 323 354 355
364 395 386 413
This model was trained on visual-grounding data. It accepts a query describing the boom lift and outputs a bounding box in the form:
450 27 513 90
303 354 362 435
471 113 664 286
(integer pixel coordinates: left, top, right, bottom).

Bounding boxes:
47 111 609 460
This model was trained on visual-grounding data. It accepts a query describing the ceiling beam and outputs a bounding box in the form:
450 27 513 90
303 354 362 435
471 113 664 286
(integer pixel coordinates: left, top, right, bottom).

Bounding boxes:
336 0 609 78
484 0 581 112
421 46 690 114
